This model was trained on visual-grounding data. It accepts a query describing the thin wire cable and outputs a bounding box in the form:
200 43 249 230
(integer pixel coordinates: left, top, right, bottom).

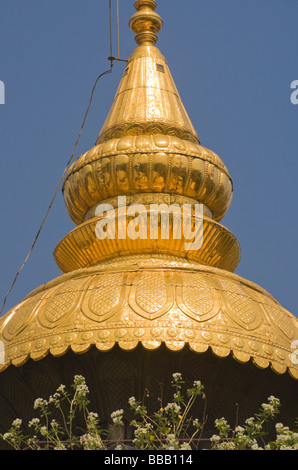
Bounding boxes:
117 0 120 59
0 65 113 316
109 0 113 58
108 0 127 64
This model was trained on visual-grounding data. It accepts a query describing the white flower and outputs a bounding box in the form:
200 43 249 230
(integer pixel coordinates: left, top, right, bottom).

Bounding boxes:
12 419 22 428
261 396 280 415
134 427 149 437
172 372 182 382
215 417 228 426
49 392 62 406
193 418 201 428
268 395 280 405
50 419 59 429
33 398 48 409
193 380 203 389
28 418 40 428
275 422 285 432
235 426 245 434
111 409 123 418
80 433 105 450
54 443 67 450
111 409 124 424
251 444 263 450
163 433 180 450
245 417 255 426
164 402 181 414
128 396 136 407
76 383 89 396
74 374 85 383
180 442 192 450
220 441 236 450
135 404 147 414
261 403 275 413
40 426 48 436
87 412 99 422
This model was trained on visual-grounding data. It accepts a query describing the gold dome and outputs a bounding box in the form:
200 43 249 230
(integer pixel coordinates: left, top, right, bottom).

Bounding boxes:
62 136 233 226
0 257 297 379
0 0 297 387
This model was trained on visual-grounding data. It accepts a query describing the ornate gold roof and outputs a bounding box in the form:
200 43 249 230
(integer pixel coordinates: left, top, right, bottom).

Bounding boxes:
0 258 297 379
0 0 297 379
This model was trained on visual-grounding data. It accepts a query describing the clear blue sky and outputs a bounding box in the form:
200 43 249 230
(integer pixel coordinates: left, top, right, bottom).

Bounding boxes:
0 0 297 318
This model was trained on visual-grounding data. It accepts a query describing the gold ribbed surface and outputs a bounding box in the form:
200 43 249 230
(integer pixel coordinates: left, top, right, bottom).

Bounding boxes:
96 45 199 145
63 135 232 225
53 213 240 273
0 258 297 379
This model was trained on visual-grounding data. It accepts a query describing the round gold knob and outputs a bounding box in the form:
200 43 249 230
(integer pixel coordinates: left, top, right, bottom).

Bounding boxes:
129 0 163 45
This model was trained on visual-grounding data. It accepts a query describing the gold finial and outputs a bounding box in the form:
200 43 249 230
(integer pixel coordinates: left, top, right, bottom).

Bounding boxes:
129 0 163 45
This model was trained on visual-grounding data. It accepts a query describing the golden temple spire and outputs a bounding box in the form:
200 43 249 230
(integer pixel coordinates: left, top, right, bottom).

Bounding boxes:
55 1 240 274
96 0 199 145
0 0 297 390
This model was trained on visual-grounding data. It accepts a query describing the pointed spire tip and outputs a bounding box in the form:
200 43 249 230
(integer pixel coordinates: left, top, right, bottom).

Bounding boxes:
129 0 163 46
